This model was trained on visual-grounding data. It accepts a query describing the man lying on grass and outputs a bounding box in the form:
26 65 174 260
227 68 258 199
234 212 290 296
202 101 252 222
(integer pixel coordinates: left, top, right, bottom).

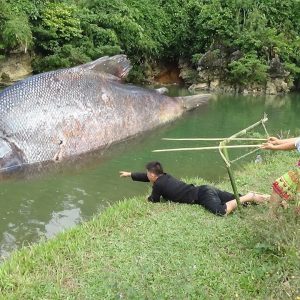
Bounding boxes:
120 161 269 216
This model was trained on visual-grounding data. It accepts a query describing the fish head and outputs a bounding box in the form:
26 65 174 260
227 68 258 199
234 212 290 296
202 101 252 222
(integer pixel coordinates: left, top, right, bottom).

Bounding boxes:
0 138 25 174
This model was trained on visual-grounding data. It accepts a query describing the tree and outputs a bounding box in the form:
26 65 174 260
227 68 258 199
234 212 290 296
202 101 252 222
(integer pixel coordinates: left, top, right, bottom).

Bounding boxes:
228 53 268 86
0 0 33 53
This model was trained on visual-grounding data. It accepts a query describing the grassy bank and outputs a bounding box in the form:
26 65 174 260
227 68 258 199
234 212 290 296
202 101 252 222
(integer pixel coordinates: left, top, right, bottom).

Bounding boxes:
0 152 299 299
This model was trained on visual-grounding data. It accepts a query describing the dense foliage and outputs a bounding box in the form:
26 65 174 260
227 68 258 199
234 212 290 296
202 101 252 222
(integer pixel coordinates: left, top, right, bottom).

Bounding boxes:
0 0 299 86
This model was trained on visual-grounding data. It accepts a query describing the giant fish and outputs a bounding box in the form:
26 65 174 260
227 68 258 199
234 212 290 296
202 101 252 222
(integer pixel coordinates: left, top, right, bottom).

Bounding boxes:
0 55 210 174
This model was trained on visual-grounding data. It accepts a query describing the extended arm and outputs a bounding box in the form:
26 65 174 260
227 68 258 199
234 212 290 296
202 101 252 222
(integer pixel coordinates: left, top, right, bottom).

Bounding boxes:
119 171 150 182
267 137 299 145
119 170 161 202
261 137 299 151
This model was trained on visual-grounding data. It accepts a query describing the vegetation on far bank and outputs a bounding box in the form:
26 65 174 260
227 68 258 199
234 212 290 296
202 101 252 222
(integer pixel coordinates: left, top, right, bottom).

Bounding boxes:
0 0 300 87
0 151 299 299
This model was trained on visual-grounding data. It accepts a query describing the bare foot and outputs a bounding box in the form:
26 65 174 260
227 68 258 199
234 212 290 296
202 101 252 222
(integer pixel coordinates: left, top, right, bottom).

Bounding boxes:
280 200 289 209
294 206 300 215
250 192 270 203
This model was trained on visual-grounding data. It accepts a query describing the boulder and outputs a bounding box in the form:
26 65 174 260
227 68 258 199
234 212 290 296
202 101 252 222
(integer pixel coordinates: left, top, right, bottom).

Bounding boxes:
266 78 290 94
155 87 169 95
274 78 288 93
0 53 32 84
210 79 220 90
269 55 289 78
189 82 209 92
266 81 277 95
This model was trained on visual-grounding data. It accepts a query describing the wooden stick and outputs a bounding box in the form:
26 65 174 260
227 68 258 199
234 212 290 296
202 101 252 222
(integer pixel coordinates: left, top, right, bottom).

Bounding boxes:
227 114 268 140
221 145 242 211
153 144 262 152
162 137 267 141
217 114 268 213
230 147 260 164
218 113 268 166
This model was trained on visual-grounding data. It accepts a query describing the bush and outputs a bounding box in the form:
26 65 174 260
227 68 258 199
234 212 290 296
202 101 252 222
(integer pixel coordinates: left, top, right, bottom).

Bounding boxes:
32 44 90 73
2 17 33 52
228 53 269 86
1 0 299 86
0 0 33 53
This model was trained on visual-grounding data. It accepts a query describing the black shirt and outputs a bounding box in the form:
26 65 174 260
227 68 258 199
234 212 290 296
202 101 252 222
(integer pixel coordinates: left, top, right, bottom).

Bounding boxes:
131 172 199 204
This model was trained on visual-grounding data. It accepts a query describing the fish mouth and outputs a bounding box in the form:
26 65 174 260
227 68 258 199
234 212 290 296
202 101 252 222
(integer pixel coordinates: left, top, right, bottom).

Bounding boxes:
0 138 26 174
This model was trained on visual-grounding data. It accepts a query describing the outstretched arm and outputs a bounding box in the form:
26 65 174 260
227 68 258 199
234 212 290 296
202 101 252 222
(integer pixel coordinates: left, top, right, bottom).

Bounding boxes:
119 171 132 178
268 137 299 145
261 137 299 151
119 171 150 182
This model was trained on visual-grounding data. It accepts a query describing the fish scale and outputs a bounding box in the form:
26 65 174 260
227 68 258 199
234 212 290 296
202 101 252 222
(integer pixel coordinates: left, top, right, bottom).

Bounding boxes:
0 55 210 174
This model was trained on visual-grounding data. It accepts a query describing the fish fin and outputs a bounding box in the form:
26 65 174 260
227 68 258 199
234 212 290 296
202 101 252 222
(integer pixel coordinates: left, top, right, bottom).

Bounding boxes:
78 55 132 79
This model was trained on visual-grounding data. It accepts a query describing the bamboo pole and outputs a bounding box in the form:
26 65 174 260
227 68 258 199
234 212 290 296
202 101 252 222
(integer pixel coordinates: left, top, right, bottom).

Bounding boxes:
220 142 242 211
162 137 267 141
226 113 268 141
230 147 260 164
217 114 268 212
152 113 269 215
153 144 262 153
218 114 268 166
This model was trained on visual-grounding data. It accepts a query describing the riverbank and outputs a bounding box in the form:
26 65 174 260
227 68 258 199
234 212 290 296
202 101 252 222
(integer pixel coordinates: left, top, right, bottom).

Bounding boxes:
0 151 299 299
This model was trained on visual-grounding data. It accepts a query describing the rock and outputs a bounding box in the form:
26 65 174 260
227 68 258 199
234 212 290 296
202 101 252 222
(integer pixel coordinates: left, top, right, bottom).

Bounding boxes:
155 87 169 95
269 55 289 78
229 50 243 62
266 81 277 95
151 60 186 85
0 53 32 84
255 155 263 164
198 50 226 69
266 78 290 94
274 78 288 93
210 79 220 90
179 67 198 85
189 82 209 92
1 72 10 82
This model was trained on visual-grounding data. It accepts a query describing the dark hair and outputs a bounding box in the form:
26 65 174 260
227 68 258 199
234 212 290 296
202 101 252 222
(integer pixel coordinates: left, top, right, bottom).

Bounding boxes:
146 161 164 175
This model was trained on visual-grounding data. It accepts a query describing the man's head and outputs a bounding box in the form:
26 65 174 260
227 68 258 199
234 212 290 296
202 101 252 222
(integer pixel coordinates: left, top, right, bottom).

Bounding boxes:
146 161 164 183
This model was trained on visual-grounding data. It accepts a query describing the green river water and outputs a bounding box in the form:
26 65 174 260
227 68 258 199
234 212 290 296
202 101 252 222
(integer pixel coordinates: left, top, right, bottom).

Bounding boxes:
0 88 299 259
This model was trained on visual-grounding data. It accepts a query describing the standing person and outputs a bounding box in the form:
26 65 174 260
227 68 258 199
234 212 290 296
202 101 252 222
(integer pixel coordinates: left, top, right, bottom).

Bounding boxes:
261 136 300 212
119 161 269 216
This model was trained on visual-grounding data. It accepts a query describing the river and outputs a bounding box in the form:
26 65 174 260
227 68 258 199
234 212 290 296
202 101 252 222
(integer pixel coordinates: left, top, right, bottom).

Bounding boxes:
0 87 299 259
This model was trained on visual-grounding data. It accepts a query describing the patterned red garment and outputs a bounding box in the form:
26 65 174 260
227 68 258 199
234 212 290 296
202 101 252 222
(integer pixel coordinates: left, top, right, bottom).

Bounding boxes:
272 138 300 201
272 169 299 200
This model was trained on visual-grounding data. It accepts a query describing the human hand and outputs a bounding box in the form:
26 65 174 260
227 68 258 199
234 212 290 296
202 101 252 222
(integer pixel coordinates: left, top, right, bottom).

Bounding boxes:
119 171 131 178
267 136 280 145
260 142 277 150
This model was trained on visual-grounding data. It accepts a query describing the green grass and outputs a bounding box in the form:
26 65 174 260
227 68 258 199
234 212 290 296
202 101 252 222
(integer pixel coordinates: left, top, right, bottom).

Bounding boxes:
0 152 299 299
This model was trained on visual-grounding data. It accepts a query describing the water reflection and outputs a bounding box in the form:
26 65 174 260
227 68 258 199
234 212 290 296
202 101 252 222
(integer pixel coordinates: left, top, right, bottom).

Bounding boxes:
0 195 84 258
45 208 82 238
1 232 16 259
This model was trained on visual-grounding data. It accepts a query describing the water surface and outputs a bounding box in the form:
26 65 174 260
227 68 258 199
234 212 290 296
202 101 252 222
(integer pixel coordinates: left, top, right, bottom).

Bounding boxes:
0 90 299 258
